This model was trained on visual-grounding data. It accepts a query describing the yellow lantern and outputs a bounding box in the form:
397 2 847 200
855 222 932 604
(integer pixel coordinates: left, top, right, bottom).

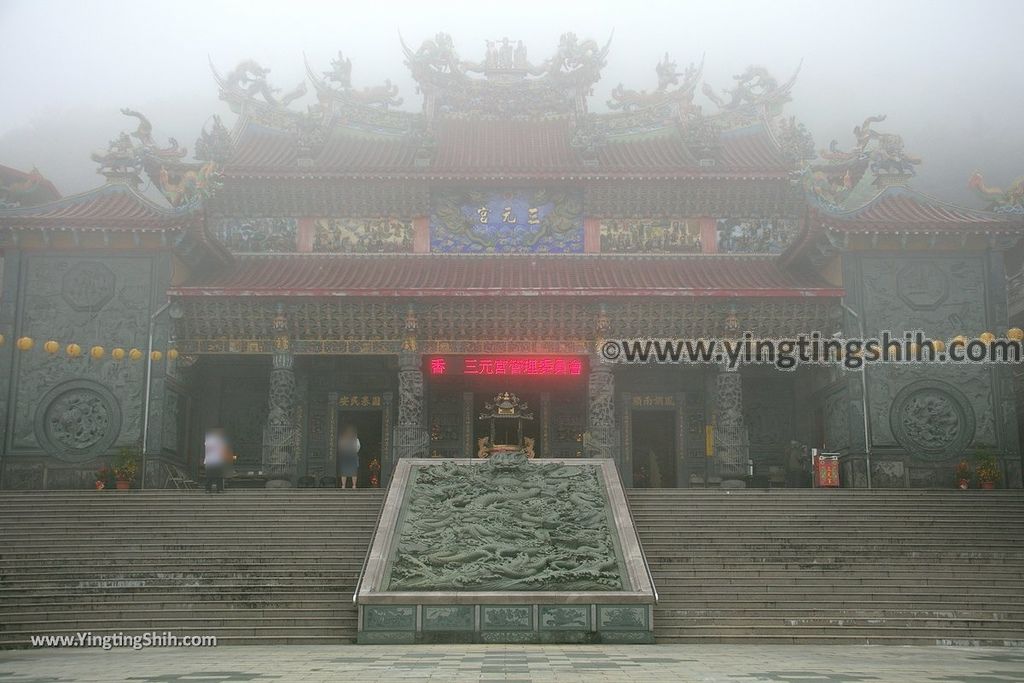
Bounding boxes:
979 332 996 344
908 342 919 357
44 340 60 354
1008 327 1024 342
0 333 5 347
111 347 126 361
129 348 143 361
150 350 163 362
16 336 34 351
89 345 105 360
931 339 946 353
167 348 179 361
66 343 82 358
952 335 968 347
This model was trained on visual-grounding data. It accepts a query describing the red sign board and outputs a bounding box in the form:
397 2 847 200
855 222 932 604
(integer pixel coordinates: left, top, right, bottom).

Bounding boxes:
427 356 585 378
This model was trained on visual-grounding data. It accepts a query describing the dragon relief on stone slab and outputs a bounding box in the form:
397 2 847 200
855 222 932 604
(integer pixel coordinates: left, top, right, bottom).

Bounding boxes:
385 454 624 592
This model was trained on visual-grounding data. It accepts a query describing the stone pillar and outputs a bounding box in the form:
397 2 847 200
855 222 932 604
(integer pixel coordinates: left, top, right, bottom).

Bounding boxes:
713 366 749 487
394 305 428 462
586 358 616 460
586 304 617 464
263 303 297 487
0 249 22 481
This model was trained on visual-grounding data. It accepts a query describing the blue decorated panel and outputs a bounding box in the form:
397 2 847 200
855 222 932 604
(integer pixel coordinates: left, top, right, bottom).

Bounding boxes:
430 189 583 253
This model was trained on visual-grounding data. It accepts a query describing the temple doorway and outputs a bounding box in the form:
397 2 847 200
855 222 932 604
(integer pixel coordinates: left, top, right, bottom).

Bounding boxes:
334 409 383 487
631 410 677 488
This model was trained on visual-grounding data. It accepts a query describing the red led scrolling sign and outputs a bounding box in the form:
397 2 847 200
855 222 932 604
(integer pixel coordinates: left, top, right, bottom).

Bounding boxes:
426 356 585 377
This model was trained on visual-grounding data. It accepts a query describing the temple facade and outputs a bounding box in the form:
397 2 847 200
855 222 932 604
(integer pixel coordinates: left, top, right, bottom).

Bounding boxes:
1 35 1022 490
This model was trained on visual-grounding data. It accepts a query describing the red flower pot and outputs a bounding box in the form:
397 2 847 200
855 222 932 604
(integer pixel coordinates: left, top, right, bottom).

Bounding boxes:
981 481 995 490
115 479 131 490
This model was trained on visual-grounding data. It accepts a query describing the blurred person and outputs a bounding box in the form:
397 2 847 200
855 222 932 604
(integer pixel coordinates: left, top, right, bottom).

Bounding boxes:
204 427 228 494
336 425 360 489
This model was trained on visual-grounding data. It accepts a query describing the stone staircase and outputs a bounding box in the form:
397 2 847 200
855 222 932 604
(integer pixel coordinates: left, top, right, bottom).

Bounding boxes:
627 489 1024 645
0 489 384 647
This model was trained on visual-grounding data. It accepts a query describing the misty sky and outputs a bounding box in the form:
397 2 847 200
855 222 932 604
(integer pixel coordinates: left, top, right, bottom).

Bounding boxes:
1 0 1023 205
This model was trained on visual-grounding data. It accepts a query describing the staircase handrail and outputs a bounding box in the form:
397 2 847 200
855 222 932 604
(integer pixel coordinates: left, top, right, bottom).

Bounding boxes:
352 486 389 605
615 466 659 604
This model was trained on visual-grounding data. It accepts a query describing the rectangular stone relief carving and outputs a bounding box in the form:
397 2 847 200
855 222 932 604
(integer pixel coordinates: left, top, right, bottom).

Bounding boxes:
422 605 474 631
539 606 590 631
362 605 416 632
11 255 153 457
481 605 533 631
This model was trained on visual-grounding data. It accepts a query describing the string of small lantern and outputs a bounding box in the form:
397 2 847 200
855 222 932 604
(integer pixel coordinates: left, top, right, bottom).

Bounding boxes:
2 335 179 363
2 330 1023 359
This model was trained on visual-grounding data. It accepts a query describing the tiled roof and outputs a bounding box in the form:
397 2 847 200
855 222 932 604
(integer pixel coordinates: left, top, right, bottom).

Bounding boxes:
816 186 1020 233
170 253 842 298
224 118 791 178
0 165 61 205
0 182 194 230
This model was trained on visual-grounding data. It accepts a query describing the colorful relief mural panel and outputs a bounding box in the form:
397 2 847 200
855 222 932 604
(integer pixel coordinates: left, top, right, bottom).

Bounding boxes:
313 217 413 253
600 219 702 253
211 217 298 252
430 189 583 253
715 218 799 253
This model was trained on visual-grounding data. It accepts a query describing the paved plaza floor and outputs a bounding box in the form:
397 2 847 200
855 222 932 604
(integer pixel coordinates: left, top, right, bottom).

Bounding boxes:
1 644 1023 682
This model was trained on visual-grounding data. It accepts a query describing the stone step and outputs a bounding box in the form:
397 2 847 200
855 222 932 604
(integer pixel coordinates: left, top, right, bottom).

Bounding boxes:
647 577 1024 589
0 615 357 631
0 590 352 605
1 606 354 620
655 607 1024 619
652 615 1024 629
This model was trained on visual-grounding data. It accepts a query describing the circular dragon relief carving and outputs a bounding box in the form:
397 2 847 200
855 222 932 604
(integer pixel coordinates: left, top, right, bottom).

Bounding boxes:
890 380 974 459
35 380 122 462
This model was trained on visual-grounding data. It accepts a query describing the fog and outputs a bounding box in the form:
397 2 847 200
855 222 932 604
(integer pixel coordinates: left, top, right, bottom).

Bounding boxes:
1 0 1022 205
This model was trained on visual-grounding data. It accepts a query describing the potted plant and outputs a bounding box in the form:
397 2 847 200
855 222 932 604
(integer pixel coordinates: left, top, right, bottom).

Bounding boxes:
954 460 971 490
113 446 139 490
975 452 1001 490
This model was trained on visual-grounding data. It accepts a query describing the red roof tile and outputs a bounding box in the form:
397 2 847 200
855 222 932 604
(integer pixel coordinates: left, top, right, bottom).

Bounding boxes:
224 118 791 178
0 182 193 230
0 164 61 205
818 187 1020 233
170 253 841 298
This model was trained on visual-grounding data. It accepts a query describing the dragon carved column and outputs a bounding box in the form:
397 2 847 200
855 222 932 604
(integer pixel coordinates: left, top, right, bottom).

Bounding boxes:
263 302 297 487
586 304 618 466
394 304 428 462
713 366 749 486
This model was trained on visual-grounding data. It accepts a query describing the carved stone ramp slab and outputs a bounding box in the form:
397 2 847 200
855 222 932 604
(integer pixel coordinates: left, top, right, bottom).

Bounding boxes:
356 455 655 643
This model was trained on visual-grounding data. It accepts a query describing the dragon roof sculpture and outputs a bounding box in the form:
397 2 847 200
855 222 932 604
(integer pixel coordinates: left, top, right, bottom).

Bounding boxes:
401 32 612 119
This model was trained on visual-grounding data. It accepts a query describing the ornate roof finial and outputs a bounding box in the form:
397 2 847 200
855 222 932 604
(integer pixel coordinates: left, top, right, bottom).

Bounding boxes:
607 53 703 112
91 132 143 185
701 62 800 118
968 171 1024 214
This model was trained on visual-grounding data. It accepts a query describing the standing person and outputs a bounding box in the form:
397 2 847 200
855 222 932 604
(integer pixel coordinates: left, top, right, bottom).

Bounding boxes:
204 427 228 494
337 425 360 489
